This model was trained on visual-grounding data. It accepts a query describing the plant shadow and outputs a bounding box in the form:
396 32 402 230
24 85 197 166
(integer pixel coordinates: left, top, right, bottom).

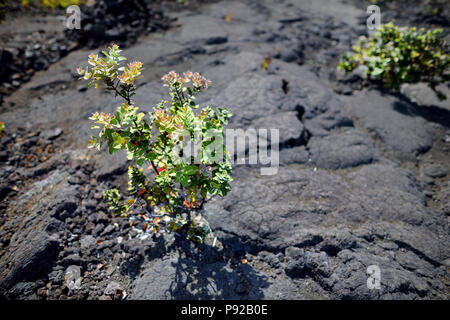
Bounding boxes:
390 91 450 129
168 240 271 299
145 236 273 300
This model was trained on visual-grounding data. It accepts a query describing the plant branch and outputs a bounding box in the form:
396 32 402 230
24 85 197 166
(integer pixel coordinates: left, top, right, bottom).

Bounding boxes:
109 80 131 104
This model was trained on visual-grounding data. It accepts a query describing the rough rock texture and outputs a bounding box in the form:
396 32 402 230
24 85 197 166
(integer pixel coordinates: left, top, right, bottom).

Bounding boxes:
129 248 329 300
0 0 172 101
0 0 449 300
308 128 377 169
201 163 447 299
0 171 73 293
252 111 306 147
340 90 435 155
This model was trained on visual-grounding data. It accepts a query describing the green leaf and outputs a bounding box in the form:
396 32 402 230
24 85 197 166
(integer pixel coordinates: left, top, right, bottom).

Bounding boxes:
145 152 157 161
184 165 198 176
137 158 145 166
200 187 208 199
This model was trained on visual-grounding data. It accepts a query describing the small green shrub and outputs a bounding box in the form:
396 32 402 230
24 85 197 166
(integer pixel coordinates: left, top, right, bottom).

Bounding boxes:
77 45 233 243
21 0 80 9
338 22 449 100
0 121 4 137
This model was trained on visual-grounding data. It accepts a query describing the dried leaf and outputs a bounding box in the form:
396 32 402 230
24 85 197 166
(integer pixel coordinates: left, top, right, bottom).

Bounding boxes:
183 200 192 208
261 57 271 70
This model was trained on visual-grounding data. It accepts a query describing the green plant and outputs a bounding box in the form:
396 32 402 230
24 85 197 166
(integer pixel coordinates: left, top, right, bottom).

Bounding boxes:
0 121 4 137
21 0 80 9
338 22 449 100
77 45 233 243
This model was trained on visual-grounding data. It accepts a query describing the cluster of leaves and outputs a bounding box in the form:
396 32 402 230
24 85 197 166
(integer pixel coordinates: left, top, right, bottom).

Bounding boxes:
338 22 449 100
78 45 233 243
21 0 80 9
0 121 4 137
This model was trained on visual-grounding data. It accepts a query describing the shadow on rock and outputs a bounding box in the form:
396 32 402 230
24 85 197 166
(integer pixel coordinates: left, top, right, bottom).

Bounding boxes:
393 94 450 129
129 238 271 300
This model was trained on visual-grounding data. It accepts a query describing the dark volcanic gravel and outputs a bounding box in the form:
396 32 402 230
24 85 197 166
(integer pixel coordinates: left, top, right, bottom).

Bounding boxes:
0 0 449 300
0 0 172 103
